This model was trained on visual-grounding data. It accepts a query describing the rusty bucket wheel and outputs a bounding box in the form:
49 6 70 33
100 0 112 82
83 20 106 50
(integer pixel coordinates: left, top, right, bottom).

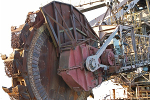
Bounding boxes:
2 1 96 99
26 25 90 100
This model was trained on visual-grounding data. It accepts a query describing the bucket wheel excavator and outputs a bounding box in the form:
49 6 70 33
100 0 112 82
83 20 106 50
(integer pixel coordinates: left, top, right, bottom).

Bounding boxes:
1 1 142 100
1 1 104 100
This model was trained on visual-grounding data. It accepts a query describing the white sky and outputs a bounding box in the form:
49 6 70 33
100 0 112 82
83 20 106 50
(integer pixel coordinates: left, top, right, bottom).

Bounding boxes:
0 0 125 100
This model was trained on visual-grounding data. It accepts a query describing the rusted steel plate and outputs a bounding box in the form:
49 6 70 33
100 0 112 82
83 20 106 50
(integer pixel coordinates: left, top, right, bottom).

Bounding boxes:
3 1 97 100
41 1 100 50
26 24 89 100
58 43 103 91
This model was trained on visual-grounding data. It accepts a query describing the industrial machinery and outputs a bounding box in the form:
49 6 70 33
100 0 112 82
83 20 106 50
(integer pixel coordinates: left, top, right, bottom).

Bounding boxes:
1 0 150 100
90 0 150 99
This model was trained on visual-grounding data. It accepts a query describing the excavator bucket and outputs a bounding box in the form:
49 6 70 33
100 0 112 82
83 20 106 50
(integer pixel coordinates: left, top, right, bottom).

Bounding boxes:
1 1 104 100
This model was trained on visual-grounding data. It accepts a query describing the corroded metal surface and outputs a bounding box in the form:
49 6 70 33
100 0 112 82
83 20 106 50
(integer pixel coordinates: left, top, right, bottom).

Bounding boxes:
27 25 48 99
26 24 90 100
101 49 115 66
58 43 103 91
41 1 100 50
4 59 14 77
2 1 102 100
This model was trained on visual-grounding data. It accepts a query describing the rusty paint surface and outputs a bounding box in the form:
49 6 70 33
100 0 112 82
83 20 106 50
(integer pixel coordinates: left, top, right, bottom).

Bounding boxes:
41 1 100 50
26 25 87 100
58 43 103 91
101 49 115 66
2 1 103 100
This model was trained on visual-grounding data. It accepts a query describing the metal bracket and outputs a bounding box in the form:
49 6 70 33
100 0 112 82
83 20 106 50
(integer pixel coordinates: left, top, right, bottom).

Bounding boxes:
86 26 119 72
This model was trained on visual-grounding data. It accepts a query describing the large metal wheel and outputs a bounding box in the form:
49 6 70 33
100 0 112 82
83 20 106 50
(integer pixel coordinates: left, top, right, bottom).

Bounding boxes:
26 25 90 100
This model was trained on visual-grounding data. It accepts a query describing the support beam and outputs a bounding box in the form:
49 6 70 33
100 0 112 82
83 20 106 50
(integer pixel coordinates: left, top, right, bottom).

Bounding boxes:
146 0 150 13
79 3 106 13
89 0 131 26
112 89 115 99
